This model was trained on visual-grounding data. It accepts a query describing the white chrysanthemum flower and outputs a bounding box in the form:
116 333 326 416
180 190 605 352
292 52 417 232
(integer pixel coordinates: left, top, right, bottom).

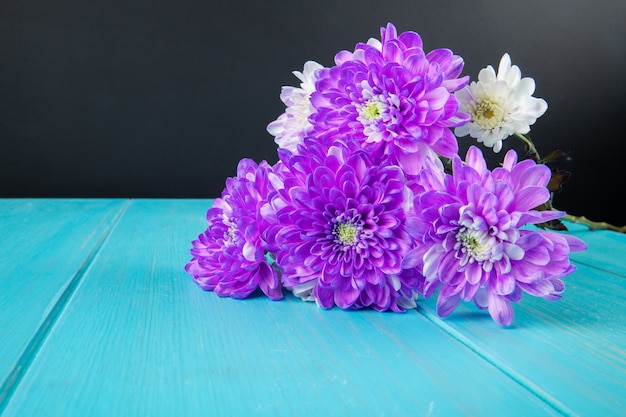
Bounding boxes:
266 61 324 152
454 53 548 152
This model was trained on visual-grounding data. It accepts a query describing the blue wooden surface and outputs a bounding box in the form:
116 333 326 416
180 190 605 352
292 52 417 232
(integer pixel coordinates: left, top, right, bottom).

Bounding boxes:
1 199 625 417
0 199 128 405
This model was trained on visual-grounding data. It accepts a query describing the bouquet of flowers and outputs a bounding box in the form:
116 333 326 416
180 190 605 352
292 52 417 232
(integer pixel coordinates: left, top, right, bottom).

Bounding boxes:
185 22 592 327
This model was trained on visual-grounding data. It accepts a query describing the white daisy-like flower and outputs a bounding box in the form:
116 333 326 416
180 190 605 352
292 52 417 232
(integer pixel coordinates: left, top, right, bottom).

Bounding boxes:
266 60 324 152
454 53 548 152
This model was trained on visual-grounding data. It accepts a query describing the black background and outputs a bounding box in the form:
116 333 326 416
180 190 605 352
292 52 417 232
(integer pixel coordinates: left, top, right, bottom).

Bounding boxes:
1 0 625 226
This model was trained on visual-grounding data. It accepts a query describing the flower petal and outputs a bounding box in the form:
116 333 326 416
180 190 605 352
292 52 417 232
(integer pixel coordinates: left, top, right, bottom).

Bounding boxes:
488 291 515 326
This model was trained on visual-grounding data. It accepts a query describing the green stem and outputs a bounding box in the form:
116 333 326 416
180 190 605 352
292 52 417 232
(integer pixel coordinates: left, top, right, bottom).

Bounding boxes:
562 214 626 233
514 132 540 162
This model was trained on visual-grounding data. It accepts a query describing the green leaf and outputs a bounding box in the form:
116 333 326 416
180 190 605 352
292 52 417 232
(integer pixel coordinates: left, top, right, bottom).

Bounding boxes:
534 218 569 231
548 169 571 193
540 148 569 164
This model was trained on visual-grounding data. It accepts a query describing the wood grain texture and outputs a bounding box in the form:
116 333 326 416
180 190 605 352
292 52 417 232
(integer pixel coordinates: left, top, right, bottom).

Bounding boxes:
567 227 626 277
2 199 565 417
0 199 127 407
417 235 626 416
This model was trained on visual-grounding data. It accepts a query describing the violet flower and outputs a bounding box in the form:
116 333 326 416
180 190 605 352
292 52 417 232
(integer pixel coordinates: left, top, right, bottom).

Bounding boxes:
308 22 470 174
402 146 587 326
185 159 282 300
263 137 418 312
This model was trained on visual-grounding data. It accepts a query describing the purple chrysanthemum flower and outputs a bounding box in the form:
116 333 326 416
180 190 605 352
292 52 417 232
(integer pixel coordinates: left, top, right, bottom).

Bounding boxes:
308 22 470 175
185 158 282 300
402 146 587 326
264 137 417 312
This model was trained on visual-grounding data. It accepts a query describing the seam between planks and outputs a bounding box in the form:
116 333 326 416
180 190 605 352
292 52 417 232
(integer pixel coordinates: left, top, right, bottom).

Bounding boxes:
0 199 133 414
567 257 626 279
414 305 580 417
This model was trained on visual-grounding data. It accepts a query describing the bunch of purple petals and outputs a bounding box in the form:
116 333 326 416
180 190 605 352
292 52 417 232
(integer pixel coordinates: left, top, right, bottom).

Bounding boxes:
185 22 587 326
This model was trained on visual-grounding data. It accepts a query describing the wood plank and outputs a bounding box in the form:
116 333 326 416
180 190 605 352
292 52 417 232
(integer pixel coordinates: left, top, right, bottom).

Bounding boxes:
2 199 564 417
0 199 128 407
416 261 626 416
566 227 626 277
534 220 626 276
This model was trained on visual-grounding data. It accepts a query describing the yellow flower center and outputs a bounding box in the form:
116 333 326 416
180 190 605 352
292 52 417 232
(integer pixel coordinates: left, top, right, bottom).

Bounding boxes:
456 227 492 262
335 222 359 246
359 100 385 122
473 99 505 130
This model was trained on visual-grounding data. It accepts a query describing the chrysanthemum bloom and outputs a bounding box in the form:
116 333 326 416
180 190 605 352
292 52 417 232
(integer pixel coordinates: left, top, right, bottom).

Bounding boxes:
264 137 417 311
266 60 324 152
308 22 469 175
402 146 587 326
454 53 548 153
185 158 282 300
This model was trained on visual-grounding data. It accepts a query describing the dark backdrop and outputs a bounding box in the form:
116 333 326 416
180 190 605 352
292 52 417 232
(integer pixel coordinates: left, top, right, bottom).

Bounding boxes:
1 0 625 226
